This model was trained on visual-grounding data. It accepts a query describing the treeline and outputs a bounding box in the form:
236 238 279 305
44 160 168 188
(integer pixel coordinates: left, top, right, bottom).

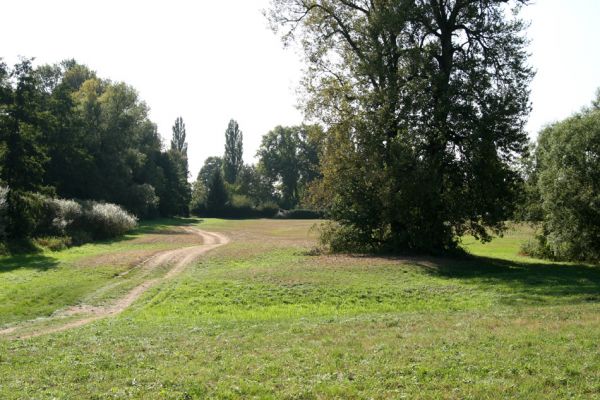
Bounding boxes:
0 59 190 242
190 123 325 218
0 58 325 248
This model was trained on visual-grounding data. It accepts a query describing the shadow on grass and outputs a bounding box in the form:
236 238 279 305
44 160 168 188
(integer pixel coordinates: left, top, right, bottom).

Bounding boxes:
0 253 59 273
86 217 204 246
0 218 202 273
314 249 600 303
425 255 600 302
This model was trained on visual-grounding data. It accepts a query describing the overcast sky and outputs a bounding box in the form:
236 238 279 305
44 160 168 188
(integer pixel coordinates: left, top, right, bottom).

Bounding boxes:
3 0 600 179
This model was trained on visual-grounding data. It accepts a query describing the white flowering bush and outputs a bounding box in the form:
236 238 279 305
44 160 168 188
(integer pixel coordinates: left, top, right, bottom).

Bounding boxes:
46 198 83 235
78 201 138 239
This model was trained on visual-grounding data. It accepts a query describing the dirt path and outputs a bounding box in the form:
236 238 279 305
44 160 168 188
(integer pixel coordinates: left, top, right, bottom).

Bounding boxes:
0 227 229 340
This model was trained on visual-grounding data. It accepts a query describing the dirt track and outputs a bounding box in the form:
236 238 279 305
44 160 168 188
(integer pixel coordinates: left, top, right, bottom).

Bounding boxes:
0 227 229 339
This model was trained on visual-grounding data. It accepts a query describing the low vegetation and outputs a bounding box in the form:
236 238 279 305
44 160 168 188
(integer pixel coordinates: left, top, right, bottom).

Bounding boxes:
1 219 599 398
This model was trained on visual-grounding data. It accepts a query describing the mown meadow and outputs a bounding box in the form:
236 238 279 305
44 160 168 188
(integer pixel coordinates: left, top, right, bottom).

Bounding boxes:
1 219 599 399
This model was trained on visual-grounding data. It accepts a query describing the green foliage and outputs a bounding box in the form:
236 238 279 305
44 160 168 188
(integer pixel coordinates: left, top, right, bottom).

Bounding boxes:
170 116 187 156
270 1 532 253
0 59 49 194
236 163 277 206
0 59 194 232
525 100 600 261
257 124 324 209
205 169 229 212
223 119 243 184
189 179 207 215
275 208 324 220
125 184 159 219
197 156 223 187
33 236 72 252
6 190 44 239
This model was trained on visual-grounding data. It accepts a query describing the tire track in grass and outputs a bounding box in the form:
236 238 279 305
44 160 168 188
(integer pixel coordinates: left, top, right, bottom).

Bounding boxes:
0 228 229 339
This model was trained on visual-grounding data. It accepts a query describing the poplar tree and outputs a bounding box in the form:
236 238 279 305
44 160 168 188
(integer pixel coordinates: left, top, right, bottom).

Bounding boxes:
223 119 243 184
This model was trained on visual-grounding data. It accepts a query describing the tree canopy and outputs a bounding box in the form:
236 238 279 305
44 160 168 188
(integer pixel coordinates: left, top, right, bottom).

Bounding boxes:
525 96 600 261
269 0 533 252
0 59 193 238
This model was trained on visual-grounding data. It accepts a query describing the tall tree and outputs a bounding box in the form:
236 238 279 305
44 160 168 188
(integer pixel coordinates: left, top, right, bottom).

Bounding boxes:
0 60 51 238
171 116 188 156
223 119 243 184
168 116 191 216
269 0 533 252
198 156 223 187
0 59 49 193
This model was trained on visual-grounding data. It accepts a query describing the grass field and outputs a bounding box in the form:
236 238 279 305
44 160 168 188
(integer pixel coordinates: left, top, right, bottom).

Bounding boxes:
1 219 600 399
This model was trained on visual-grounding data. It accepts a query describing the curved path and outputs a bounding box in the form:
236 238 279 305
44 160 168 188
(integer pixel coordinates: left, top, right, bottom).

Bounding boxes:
0 227 229 339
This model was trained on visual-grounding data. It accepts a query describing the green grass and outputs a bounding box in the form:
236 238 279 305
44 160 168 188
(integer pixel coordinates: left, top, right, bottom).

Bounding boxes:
0 218 201 326
1 220 600 399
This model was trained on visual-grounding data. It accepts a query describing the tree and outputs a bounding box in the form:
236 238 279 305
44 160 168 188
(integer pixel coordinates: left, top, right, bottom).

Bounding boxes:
0 60 52 238
198 156 223 187
205 169 229 211
257 125 324 209
168 116 191 216
223 119 243 184
526 97 600 261
171 116 188 156
269 0 533 252
237 164 277 206
0 59 49 193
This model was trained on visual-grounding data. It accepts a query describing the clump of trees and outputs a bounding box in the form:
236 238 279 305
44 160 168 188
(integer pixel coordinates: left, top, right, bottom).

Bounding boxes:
191 120 324 218
520 92 600 262
269 0 533 253
0 58 191 245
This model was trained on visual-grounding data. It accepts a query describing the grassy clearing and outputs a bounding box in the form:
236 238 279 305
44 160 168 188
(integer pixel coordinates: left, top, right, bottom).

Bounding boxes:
0 218 202 326
1 219 600 398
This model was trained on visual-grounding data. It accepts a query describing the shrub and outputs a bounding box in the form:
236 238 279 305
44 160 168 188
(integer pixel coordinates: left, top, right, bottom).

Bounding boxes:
192 201 280 219
33 236 72 251
77 201 138 239
35 196 138 241
257 202 279 218
318 221 375 253
6 190 45 239
39 198 83 236
275 208 324 219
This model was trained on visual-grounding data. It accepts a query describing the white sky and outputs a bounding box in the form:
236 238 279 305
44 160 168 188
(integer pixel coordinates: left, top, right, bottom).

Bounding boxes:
2 0 600 179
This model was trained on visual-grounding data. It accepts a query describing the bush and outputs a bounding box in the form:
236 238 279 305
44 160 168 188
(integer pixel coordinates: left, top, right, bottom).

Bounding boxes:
192 201 280 219
76 201 138 239
33 236 72 251
39 198 82 236
318 221 375 253
257 202 279 218
6 190 45 239
275 209 324 219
